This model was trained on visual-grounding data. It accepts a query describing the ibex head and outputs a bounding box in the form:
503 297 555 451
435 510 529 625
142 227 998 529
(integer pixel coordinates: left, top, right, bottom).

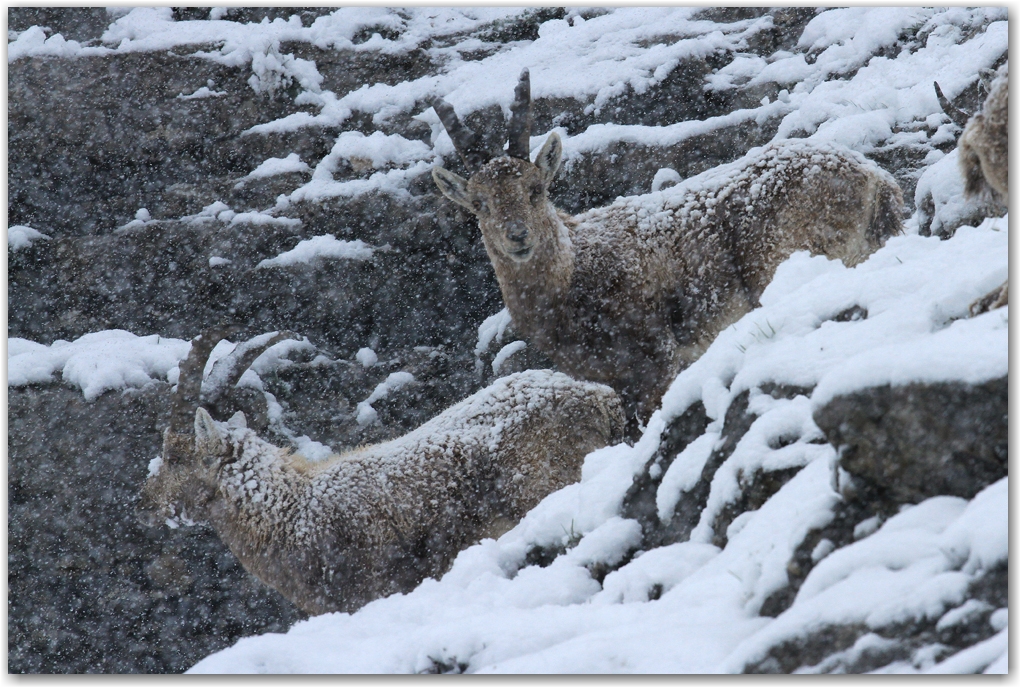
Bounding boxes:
432 69 564 264
137 328 298 529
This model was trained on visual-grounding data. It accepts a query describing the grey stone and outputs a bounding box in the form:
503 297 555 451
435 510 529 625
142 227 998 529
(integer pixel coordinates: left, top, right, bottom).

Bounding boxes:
814 377 1007 504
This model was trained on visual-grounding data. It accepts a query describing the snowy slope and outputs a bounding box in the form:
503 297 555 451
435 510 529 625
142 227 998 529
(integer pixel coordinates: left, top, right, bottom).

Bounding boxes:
179 212 1006 674
7 6 1007 674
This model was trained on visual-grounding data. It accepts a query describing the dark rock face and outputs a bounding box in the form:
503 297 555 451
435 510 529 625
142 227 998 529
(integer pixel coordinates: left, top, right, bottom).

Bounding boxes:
814 377 1008 504
746 563 1007 674
8 384 306 673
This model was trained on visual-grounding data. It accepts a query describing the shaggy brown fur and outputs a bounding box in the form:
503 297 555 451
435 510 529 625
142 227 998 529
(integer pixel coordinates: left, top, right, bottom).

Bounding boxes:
138 330 625 615
949 64 1008 316
433 75 903 425
959 64 1008 204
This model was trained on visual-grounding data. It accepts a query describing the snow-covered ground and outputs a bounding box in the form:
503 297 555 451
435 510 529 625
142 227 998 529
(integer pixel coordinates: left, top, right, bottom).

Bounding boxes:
7 6 1007 674
8 214 1007 673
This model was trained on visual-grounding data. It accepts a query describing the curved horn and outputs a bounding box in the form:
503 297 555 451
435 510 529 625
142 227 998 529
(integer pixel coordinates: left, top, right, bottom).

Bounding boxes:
170 326 241 435
934 81 971 129
506 68 532 160
203 330 305 406
432 97 492 172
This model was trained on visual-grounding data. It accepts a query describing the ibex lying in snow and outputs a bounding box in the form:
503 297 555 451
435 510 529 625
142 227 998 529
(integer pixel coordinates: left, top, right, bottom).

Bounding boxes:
432 70 903 426
138 329 624 615
936 64 1008 316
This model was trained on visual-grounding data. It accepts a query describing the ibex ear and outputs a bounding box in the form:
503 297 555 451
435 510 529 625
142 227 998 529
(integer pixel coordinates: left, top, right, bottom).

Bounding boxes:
432 166 474 210
195 407 228 464
535 132 562 186
227 411 247 429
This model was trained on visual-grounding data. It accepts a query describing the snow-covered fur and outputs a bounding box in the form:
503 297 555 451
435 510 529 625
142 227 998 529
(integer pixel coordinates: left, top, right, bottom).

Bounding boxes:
138 330 625 615
956 64 1008 316
959 64 1008 204
434 80 903 424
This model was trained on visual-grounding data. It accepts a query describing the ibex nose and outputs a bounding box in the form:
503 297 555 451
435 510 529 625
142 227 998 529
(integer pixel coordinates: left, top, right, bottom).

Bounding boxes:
506 221 529 244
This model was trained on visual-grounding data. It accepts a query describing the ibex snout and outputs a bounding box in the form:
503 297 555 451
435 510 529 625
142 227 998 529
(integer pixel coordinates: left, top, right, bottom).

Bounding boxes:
505 220 533 261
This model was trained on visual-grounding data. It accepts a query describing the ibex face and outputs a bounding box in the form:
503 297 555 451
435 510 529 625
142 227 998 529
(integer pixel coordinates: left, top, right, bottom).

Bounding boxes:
434 138 562 263
137 327 276 529
431 69 564 265
136 409 235 529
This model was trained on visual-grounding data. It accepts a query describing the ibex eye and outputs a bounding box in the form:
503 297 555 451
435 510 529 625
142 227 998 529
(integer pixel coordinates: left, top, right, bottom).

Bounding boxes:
473 199 488 213
530 185 543 203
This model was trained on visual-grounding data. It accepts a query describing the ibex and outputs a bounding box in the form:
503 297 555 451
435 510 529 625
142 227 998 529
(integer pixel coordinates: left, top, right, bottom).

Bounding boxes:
432 70 903 428
937 64 1008 205
138 329 624 615
936 64 1008 315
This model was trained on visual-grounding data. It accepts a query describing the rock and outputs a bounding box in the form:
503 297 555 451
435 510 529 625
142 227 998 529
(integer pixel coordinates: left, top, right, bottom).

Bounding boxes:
620 399 710 547
745 563 1007 673
8 384 306 673
813 377 1007 503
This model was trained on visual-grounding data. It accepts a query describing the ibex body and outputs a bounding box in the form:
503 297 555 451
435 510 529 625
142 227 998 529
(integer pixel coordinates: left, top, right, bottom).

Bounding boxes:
958 63 1008 205
433 71 903 424
937 63 1009 315
139 330 624 615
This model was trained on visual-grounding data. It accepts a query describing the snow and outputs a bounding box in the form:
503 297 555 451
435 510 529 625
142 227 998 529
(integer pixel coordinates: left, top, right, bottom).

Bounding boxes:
356 371 416 426
8 224 50 251
241 153 310 181
475 308 513 360
355 348 378 368
257 235 375 268
185 207 1007 673
10 7 1006 206
8 6 1007 674
177 85 227 100
7 331 190 402
491 341 527 375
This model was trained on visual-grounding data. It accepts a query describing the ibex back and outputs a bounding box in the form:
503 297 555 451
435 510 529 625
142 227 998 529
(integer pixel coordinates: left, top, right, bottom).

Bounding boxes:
433 70 903 427
138 329 624 615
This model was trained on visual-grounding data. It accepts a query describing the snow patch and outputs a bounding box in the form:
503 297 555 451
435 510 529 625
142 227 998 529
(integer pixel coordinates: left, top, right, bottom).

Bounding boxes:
8 225 50 251
258 235 375 268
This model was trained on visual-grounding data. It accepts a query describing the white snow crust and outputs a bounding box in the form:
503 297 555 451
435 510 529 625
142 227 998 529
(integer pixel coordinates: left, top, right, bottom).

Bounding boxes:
257 235 375 268
8 225 51 251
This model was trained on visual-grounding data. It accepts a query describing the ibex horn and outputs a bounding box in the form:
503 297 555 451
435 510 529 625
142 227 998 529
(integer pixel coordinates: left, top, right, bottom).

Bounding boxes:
432 97 492 172
203 330 305 406
169 326 242 435
507 68 532 160
934 81 971 129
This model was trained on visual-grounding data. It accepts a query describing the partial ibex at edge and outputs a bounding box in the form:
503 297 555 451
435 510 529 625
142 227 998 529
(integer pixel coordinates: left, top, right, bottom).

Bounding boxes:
432 70 903 428
937 63 1008 205
138 329 624 615
937 63 1008 316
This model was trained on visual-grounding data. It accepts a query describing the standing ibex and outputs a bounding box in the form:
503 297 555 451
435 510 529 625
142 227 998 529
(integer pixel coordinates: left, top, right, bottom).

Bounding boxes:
432 70 903 427
938 64 1009 205
138 329 624 615
937 63 1008 315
